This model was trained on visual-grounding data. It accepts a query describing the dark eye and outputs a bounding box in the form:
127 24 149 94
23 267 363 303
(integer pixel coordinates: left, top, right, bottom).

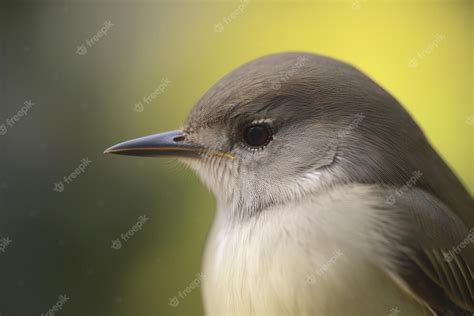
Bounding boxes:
242 124 273 148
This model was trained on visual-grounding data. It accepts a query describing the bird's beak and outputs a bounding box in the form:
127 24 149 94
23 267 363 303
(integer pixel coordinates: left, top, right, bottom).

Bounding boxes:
104 129 234 159
104 130 203 158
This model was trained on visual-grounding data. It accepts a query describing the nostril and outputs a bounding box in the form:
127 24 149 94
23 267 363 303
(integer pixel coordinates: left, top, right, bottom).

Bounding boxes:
173 135 186 142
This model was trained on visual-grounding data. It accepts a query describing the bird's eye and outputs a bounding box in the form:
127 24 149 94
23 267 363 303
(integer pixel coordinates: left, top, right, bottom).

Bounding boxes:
242 124 273 148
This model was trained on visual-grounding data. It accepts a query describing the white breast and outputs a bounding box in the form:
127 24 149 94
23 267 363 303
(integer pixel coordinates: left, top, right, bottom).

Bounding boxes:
201 189 428 316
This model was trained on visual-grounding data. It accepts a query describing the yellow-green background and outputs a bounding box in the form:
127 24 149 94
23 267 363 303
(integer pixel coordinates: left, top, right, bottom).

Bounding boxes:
0 1 472 315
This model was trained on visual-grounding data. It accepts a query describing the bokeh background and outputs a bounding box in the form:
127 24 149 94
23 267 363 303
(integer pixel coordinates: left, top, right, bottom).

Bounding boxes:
0 0 472 315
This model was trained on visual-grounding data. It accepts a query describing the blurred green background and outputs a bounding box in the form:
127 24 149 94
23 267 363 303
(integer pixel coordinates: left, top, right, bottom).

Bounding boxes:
0 0 472 315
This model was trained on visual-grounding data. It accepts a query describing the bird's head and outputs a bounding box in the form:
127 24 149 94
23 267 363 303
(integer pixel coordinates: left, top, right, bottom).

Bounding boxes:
105 52 431 219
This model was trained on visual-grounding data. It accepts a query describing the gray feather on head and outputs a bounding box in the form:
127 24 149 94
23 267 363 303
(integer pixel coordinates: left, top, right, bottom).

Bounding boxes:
183 52 472 221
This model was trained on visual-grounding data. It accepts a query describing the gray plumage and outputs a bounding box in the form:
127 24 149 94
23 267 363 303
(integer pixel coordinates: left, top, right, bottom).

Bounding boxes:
107 52 474 315
183 52 473 315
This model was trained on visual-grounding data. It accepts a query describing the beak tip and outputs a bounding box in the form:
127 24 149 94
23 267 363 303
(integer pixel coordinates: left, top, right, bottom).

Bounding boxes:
103 146 115 154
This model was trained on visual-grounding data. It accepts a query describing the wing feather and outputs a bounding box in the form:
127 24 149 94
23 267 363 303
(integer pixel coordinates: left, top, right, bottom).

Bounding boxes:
374 188 474 314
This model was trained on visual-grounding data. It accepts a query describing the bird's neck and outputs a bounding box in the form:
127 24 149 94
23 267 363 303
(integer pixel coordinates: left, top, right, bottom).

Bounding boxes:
214 169 334 222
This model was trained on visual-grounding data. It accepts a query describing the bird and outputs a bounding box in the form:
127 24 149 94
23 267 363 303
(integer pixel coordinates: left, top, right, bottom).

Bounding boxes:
105 52 474 315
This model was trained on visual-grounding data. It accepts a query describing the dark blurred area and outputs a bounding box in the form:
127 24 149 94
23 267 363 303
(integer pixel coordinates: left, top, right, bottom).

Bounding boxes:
0 2 220 315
